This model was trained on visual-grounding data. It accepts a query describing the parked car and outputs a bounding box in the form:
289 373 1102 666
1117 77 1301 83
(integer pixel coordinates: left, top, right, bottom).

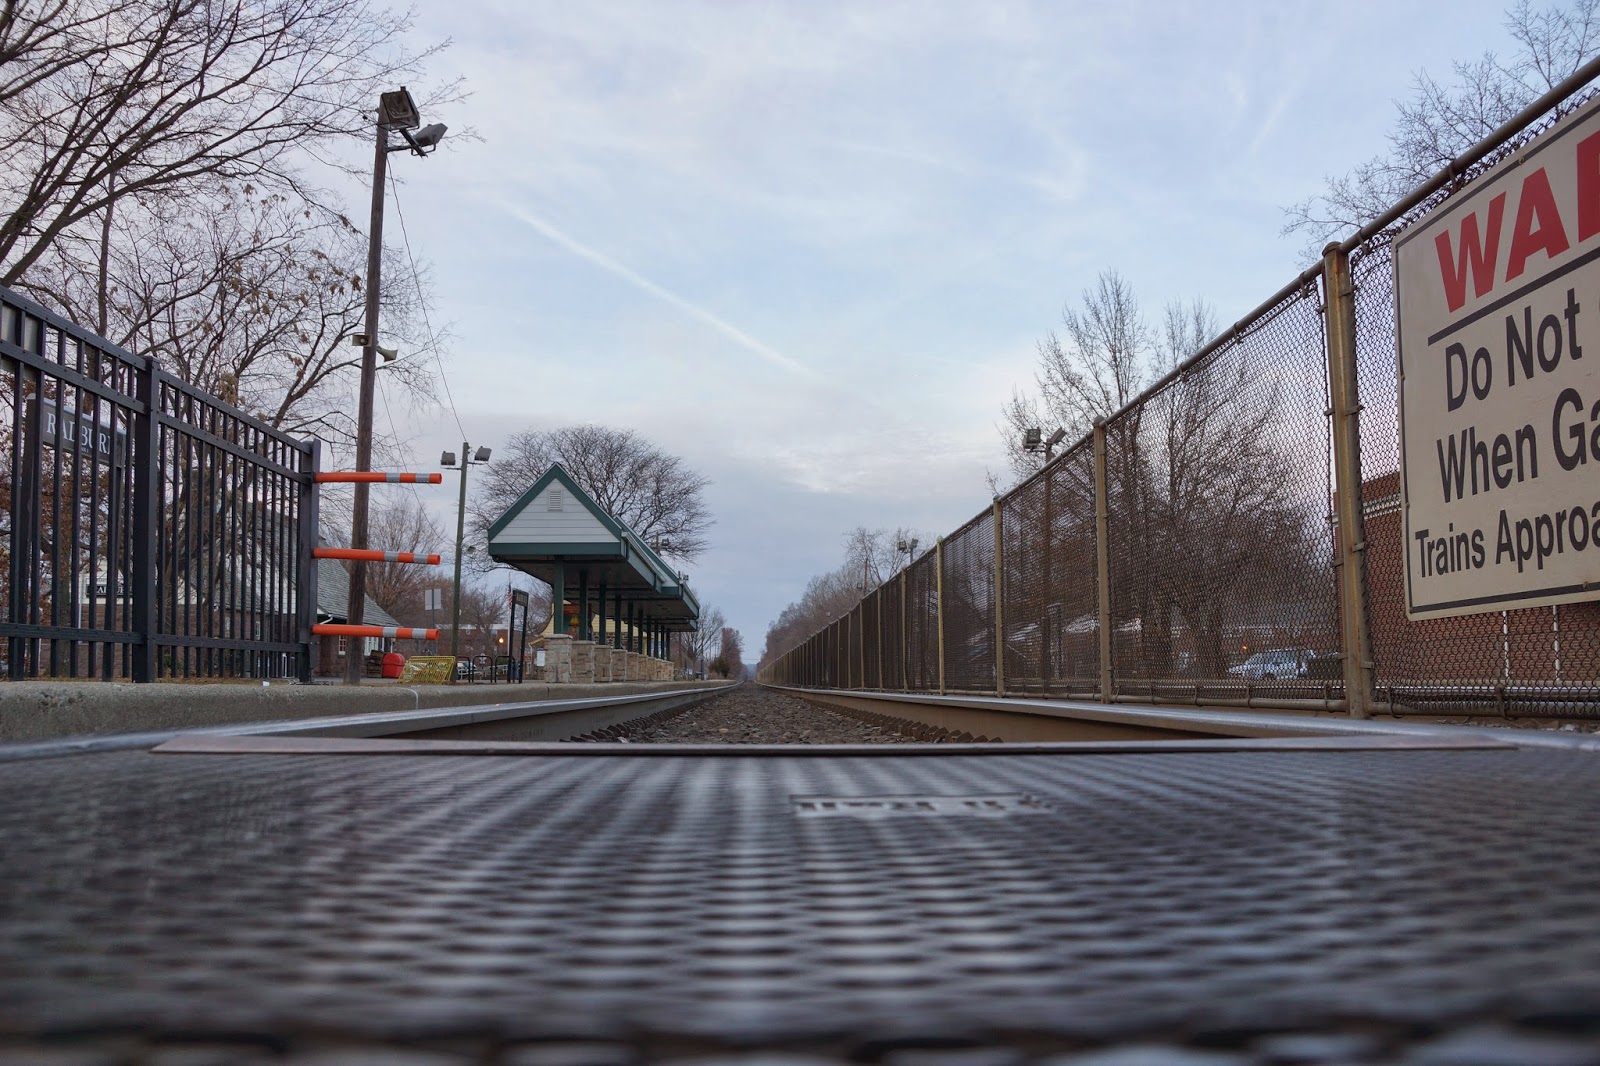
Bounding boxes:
1226 647 1311 681
454 658 477 681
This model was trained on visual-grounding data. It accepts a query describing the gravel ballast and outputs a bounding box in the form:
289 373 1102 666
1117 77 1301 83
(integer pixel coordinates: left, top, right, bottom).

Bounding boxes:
628 685 910 744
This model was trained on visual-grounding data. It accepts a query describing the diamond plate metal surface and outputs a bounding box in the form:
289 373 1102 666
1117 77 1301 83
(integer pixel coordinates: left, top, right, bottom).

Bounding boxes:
3 746 1600 1062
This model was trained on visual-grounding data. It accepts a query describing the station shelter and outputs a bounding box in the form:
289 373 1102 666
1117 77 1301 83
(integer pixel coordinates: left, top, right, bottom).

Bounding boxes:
485 464 699 683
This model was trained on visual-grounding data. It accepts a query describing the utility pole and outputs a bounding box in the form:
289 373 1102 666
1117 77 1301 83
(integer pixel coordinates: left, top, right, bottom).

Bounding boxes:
443 443 492 671
343 88 447 684
344 107 389 685
450 440 469 666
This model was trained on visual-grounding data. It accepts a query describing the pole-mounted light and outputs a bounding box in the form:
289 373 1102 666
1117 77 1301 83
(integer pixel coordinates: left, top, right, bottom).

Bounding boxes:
344 85 450 684
442 443 494 673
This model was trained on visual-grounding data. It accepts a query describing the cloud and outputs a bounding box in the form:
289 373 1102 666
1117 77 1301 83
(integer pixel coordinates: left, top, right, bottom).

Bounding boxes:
499 203 814 378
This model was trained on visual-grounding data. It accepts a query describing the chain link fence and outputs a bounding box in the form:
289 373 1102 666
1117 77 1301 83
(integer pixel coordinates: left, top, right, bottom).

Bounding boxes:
763 64 1600 719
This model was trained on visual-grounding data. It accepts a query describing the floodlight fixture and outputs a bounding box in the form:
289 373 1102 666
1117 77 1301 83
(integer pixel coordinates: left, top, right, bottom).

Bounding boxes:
1023 426 1066 459
473 446 492 462
378 88 421 130
413 123 447 148
441 450 457 466
399 122 448 156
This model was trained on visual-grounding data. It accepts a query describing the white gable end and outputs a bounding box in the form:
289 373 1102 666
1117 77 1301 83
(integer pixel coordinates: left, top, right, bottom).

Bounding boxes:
492 483 614 544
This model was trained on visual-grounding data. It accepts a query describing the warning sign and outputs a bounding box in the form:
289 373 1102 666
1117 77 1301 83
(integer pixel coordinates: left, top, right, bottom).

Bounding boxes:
1394 97 1600 619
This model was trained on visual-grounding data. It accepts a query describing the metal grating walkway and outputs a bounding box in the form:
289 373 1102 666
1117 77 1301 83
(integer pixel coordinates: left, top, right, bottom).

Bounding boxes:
3 743 1600 1062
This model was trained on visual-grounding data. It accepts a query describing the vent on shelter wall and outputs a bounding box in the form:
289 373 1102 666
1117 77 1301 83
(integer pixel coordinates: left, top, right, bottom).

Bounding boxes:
547 488 563 511
791 793 1050 818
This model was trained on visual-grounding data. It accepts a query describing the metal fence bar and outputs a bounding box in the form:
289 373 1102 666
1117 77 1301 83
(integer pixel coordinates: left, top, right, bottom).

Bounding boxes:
993 499 1004 696
0 282 318 683
936 537 946 696
1093 422 1113 702
1323 245 1377 718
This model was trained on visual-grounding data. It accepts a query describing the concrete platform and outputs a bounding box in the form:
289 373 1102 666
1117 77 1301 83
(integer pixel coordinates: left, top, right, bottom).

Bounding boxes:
0 678 734 742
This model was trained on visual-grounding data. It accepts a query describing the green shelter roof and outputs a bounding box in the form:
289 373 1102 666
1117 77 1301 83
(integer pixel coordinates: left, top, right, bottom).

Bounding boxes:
486 464 700 628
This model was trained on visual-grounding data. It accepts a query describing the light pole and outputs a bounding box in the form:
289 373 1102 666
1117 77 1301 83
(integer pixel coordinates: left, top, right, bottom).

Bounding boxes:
1024 427 1066 688
442 443 492 672
344 86 449 684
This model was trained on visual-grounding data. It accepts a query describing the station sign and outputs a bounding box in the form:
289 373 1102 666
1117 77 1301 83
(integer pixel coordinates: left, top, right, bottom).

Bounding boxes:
1394 97 1600 619
26 398 127 468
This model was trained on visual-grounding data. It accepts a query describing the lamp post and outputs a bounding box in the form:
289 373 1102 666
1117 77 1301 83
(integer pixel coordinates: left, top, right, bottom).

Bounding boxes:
344 86 449 684
442 443 492 671
1024 427 1066 688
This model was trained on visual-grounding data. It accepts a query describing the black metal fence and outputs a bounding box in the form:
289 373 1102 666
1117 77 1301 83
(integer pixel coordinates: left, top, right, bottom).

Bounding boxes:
1 285 319 681
763 62 1600 720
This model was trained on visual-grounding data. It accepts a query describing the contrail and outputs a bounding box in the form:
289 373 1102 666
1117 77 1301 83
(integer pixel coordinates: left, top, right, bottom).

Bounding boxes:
503 205 812 378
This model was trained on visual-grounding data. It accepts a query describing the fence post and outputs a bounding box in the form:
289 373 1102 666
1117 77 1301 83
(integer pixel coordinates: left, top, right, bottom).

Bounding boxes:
993 499 1005 696
936 536 946 695
900 571 908 691
129 358 160 682
1322 246 1376 719
875 587 884 689
856 604 864 689
1093 421 1114 702
296 438 321 684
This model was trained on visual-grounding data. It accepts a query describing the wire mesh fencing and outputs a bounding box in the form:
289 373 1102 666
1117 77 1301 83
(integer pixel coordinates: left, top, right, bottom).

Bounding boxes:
762 68 1600 718
1353 241 1600 717
1102 283 1339 705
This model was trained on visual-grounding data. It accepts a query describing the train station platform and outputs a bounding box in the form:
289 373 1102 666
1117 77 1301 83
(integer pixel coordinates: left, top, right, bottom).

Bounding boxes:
0 677 729 743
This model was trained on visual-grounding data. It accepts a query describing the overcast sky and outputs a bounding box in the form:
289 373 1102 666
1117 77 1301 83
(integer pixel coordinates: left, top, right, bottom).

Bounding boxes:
369 0 1519 652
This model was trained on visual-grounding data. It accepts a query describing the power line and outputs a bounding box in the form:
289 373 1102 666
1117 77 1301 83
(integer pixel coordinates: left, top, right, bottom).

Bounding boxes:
387 173 467 440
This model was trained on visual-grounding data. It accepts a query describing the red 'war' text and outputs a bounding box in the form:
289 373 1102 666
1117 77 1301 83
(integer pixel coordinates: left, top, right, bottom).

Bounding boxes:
1433 129 1600 312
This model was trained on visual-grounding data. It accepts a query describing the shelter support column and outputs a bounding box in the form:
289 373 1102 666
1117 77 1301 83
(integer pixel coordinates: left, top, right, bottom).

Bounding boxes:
552 566 566 635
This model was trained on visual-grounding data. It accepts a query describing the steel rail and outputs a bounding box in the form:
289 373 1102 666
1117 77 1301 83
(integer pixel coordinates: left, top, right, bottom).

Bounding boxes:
768 684 1600 752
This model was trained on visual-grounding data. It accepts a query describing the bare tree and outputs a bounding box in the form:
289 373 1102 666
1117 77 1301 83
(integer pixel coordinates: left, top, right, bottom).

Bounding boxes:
997 270 1151 482
1284 0 1600 252
0 0 461 474
0 0 454 286
758 525 927 668
471 425 713 563
715 627 744 680
455 584 507 663
840 525 924 591
680 605 726 678
361 495 449 626
26 184 437 453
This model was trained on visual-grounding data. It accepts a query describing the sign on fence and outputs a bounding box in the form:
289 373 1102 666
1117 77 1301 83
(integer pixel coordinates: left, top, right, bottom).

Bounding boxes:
1395 97 1600 619
26 398 127 467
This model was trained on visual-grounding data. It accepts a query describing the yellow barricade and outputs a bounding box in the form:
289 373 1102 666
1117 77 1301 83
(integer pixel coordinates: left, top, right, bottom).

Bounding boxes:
397 655 456 685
